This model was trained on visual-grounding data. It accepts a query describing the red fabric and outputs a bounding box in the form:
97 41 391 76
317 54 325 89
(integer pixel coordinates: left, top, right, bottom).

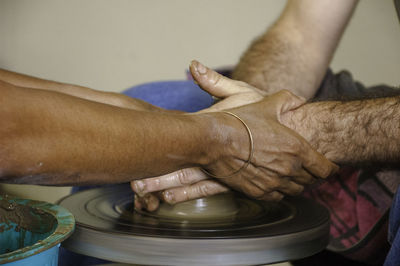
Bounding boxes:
303 167 400 263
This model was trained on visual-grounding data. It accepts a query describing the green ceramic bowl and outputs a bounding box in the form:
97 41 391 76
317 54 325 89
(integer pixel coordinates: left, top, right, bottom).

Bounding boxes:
0 195 75 265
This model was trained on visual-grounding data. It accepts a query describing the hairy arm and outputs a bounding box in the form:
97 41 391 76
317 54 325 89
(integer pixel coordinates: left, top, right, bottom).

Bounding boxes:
0 68 164 112
282 96 400 165
232 0 358 99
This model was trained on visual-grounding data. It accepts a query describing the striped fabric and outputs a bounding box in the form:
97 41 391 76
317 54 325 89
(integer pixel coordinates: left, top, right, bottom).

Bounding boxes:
304 167 400 264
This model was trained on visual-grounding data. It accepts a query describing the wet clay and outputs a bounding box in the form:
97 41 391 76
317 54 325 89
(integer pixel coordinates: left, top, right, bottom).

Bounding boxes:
0 196 55 234
153 192 239 220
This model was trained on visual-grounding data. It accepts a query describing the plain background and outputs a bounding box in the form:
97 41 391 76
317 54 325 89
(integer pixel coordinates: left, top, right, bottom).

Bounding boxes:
0 0 399 203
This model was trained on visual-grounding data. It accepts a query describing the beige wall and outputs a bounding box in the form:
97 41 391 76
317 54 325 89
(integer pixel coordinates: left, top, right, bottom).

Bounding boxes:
0 0 399 203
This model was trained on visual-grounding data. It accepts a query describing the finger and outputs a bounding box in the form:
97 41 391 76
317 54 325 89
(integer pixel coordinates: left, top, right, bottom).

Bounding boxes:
134 194 143 210
161 180 229 204
190 60 253 98
221 176 267 200
239 165 281 193
251 172 305 196
260 154 302 177
257 191 284 202
239 179 284 201
292 168 317 185
134 193 160 212
246 167 304 196
301 143 339 179
131 168 208 196
259 155 317 185
275 179 304 196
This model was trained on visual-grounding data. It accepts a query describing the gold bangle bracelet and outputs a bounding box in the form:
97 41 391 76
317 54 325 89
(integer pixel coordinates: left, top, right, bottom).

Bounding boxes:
201 111 254 178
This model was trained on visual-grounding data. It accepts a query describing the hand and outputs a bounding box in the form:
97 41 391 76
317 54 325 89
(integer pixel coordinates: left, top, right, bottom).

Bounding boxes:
191 60 267 112
132 61 267 211
131 167 229 211
132 61 338 210
203 89 339 200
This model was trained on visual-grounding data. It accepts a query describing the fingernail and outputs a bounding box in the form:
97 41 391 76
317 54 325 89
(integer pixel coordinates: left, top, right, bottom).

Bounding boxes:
163 191 175 204
193 60 207 75
134 180 145 194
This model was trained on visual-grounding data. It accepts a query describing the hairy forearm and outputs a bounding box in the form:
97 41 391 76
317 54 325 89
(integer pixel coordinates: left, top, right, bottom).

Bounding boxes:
232 0 357 99
0 68 165 112
281 96 400 165
233 22 317 98
0 82 232 185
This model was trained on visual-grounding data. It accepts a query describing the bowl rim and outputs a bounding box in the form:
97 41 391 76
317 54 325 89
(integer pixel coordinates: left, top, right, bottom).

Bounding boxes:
0 195 75 264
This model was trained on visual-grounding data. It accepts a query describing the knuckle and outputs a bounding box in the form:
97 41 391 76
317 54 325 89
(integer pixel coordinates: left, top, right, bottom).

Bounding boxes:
265 192 284 202
197 183 214 197
301 176 314 185
325 164 337 178
280 165 292 176
243 184 265 199
288 139 304 154
297 186 305 194
177 169 193 185
272 193 284 202
292 185 304 195
315 164 331 179
213 73 223 86
163 190 176 204
253 190 266 199
267 177 281 190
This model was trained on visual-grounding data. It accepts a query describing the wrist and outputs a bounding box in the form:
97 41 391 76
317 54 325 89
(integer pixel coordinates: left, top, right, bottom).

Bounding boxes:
280 104 319 152
280 102 342 162
191 112 247 167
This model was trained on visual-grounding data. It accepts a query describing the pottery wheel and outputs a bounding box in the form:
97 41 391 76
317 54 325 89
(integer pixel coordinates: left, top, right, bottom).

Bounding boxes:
59 184 330 266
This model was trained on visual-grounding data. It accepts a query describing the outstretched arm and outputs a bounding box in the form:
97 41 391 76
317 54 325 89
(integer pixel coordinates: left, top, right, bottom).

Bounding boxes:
0 76 336 195
232 0 358 99
0 68 164 112
0 80 222 185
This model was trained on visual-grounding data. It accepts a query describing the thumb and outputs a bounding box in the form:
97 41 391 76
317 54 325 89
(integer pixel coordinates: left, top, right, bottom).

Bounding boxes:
190 60 248 98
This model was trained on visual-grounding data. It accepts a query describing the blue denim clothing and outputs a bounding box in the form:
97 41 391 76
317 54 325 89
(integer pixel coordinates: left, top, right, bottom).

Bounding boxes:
384 188 400 266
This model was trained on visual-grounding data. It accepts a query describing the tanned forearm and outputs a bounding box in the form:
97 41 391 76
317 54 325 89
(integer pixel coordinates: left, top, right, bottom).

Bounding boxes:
232 0 358 99
0 68 165 112
0 81 234 185
281 96 400 165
